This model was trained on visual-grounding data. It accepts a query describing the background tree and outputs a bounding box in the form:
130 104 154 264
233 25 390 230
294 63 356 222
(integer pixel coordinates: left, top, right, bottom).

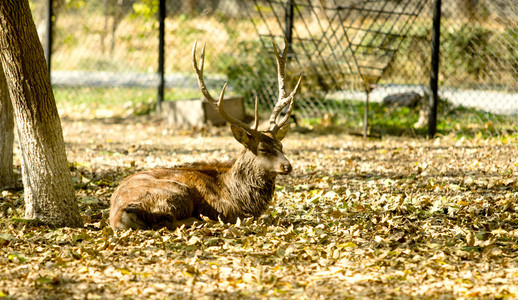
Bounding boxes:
0 62 15 189
0 0 83 227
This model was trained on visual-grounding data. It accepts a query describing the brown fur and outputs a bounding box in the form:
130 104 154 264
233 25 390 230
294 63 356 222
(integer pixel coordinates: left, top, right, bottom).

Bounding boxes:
109 132 292 230
110 40 300 230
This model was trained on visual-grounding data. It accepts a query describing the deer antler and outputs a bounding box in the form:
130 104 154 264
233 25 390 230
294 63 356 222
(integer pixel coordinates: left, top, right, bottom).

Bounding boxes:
269 39 302 135
192 41 258 132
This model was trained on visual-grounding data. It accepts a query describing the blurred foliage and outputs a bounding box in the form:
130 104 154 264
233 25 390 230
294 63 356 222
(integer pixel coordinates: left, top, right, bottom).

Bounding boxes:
495 28 518 71
26 0 518 137
441 25 493 84
53 87 200 118
440 24 518 89
309 96 518 139
131 0 159 20
65 0 86 10
216 41 278 111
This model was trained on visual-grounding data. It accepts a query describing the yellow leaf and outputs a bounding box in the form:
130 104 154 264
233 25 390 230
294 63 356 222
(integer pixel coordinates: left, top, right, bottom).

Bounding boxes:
182 271 194 277
119 268 131 275
339 242 357 248
457 200 468 206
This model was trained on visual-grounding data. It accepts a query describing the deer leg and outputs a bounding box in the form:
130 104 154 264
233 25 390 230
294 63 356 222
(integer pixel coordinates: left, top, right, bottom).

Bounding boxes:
116 203 154 230
115 185 199 230
118 204 197 231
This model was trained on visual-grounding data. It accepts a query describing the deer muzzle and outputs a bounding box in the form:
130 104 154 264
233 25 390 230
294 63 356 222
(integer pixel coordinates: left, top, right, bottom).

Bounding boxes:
279 162 292 175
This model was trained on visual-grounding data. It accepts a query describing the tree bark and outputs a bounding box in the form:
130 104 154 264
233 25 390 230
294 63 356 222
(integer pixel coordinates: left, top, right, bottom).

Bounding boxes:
0 0 83 227
0 61 15 189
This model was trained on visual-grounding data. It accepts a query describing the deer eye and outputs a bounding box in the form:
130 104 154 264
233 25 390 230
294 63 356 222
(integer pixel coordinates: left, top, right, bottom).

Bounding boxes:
257 145 270 154
258 148 268 154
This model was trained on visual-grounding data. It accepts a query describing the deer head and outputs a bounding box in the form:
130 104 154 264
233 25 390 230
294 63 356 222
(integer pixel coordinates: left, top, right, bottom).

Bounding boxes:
192 40 302 176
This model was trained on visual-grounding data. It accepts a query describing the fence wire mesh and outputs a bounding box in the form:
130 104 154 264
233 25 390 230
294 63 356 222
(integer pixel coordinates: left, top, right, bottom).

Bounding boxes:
29 0 518 137
439 0 518 137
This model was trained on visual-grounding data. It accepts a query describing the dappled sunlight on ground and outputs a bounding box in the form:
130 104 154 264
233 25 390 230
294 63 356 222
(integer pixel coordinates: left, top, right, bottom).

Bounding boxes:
1 115 518 299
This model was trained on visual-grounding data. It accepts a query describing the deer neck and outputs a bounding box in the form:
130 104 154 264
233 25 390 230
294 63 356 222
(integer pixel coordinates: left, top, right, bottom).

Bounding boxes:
222 149 277 219
230 149 277 182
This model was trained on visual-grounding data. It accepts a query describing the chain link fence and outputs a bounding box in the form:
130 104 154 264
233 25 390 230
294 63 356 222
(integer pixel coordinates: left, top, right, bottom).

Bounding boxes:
30 0 518 137
439 0 518 137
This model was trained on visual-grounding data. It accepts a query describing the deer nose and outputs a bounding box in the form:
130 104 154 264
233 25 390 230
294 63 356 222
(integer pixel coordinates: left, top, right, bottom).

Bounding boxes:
280 163 292 175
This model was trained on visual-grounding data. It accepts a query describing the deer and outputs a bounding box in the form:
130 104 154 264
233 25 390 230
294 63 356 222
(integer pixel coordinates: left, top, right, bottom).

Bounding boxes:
109 40 302 230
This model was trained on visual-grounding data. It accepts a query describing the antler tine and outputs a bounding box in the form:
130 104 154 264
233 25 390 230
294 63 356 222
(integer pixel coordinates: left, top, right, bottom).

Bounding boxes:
269 38 302 134
251 96 259 131
271 75 302 132
269 74 302 133
272 38 288 100
192 41 213 103
192 41 252 131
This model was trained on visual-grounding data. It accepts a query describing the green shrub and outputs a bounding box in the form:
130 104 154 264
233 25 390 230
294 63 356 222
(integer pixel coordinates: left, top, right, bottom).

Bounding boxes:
493 27 518 75
441 24 493 85
215 40 278 111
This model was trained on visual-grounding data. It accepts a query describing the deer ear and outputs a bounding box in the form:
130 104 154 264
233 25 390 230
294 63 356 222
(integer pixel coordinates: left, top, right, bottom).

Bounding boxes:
274 122 290 141
231 125 253 147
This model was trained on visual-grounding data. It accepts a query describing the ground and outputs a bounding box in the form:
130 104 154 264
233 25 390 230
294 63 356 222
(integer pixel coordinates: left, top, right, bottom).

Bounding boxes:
1 115 518 299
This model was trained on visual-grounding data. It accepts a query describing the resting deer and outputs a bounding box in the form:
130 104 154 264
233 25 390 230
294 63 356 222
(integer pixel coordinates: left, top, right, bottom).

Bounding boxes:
109 40 302 230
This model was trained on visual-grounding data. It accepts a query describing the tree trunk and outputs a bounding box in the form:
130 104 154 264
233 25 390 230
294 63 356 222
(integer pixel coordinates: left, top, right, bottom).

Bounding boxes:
0 61 15 189
0 0 83 227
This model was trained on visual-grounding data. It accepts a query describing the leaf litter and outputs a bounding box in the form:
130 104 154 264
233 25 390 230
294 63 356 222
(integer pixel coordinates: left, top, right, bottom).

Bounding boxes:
1 116 518 299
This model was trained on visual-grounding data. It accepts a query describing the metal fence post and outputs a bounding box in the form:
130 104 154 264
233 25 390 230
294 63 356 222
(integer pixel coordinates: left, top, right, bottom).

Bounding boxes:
363 91 369 140
284 0 294 51
45 0 53 77
157 0 166 111
428 0 441 138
